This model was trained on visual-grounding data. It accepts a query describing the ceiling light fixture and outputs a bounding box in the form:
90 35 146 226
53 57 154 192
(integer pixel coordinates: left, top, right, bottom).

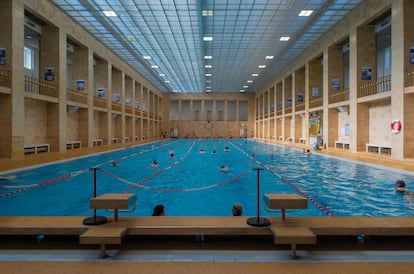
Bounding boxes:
205 65 212 68
205 74 212 77
159 73 165 77
202 10 214 16
151 65 159 69
299 10 313 16
258 65 266 69
103 10 117 17
265 56 274 59
203 36 213 41
252 73 259 77
204 55 212 59
240 90 245 93
247 80 253 83
280 36 290 41
143 56 151 60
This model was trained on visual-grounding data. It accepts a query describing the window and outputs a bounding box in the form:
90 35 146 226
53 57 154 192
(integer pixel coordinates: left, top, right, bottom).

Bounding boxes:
24 47 33 70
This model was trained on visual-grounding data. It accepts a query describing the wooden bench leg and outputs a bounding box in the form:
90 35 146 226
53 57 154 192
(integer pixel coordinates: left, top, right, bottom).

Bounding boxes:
290 244 298 259
100 243 108 258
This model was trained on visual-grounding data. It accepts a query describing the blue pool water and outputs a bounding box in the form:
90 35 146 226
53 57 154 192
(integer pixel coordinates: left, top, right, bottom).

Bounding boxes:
1 139 414 217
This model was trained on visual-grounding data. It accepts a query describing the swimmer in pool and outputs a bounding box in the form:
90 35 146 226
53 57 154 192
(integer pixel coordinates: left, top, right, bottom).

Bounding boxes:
220 166 229 173
150 160 159 168
395 180 412 194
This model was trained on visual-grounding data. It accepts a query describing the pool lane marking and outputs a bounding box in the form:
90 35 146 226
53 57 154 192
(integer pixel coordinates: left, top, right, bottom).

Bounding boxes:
229 141 334 217
119 140 197 193
96 139 183 168
101 168 252 192
0 140 183 197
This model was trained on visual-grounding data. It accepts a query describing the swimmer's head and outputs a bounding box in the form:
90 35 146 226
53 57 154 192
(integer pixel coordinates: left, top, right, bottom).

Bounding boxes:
395 180 406 188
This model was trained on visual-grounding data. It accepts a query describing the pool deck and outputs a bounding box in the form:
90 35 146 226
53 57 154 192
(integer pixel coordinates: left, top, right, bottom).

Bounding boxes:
1 215 414 237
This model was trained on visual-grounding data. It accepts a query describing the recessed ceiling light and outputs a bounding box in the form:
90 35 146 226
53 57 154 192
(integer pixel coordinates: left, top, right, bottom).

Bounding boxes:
299 10 313 16
265 56 274 59
240 90 245 93
165 80 170 83
103 10 117 17
206 86 211 89
205 65 212 68
206 89 211 92
204 55 212 59
252 73 259 77
127 36 136 42
206 80 211 83
151 65 159 69
202 10 214 16
243 85 248 88
205 74 212 77
203 36 213 41
143 56 151 60
247 80 253 83
280 36 290 41
258 65 266 69
173 90 178 92
159 73 165 77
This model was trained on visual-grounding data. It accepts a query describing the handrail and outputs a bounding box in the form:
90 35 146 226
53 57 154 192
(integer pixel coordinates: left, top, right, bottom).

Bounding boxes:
24 75 58 98
67 88 87 104
0 68 10 88
93 96 107 108
358 75 391 98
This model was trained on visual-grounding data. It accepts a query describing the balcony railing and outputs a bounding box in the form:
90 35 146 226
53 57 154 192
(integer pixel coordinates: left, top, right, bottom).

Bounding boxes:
309 97 323 109
93 96 107 109
125 105 133 114
24 75 58 98
407 71 414 87
67 88 87 104
329 89 350 104
0 68 10 88
111 102 122 112
358 75 391 98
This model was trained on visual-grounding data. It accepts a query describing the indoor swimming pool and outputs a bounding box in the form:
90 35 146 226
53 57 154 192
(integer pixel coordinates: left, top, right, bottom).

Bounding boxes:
1 139 414 217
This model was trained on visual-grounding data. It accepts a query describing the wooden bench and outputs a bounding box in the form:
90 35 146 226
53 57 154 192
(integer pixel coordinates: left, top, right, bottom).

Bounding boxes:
90 194 137 221
264 194 308 221
270 226 316 258
66 141 81 150
111 138 118 144
92 138 103 146
299 138 306 144
366 143 392 155
335 141 350 149
24 143 50 154
80 227 127 258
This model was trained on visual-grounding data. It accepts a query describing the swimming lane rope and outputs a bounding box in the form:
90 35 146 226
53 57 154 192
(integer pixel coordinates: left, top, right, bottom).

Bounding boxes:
0 140 183 197
118 140 197 193
229 141 334 217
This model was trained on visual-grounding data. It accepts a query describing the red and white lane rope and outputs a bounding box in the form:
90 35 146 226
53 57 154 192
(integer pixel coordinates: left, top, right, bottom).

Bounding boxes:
229 141 334 217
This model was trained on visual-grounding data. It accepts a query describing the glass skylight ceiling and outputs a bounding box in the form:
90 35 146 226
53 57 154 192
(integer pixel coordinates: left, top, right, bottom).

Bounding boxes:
50 0 363 93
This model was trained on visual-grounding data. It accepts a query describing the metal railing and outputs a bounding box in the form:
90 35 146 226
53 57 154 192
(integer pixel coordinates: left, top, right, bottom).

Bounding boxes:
357 75 391 98
329 89 350 104
309 97 323 109
93 96 107 109
0 68 10 88
125 105 133 114
67 88 87 104
111 102 122 112
24 75 58 98
407 71 414 87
